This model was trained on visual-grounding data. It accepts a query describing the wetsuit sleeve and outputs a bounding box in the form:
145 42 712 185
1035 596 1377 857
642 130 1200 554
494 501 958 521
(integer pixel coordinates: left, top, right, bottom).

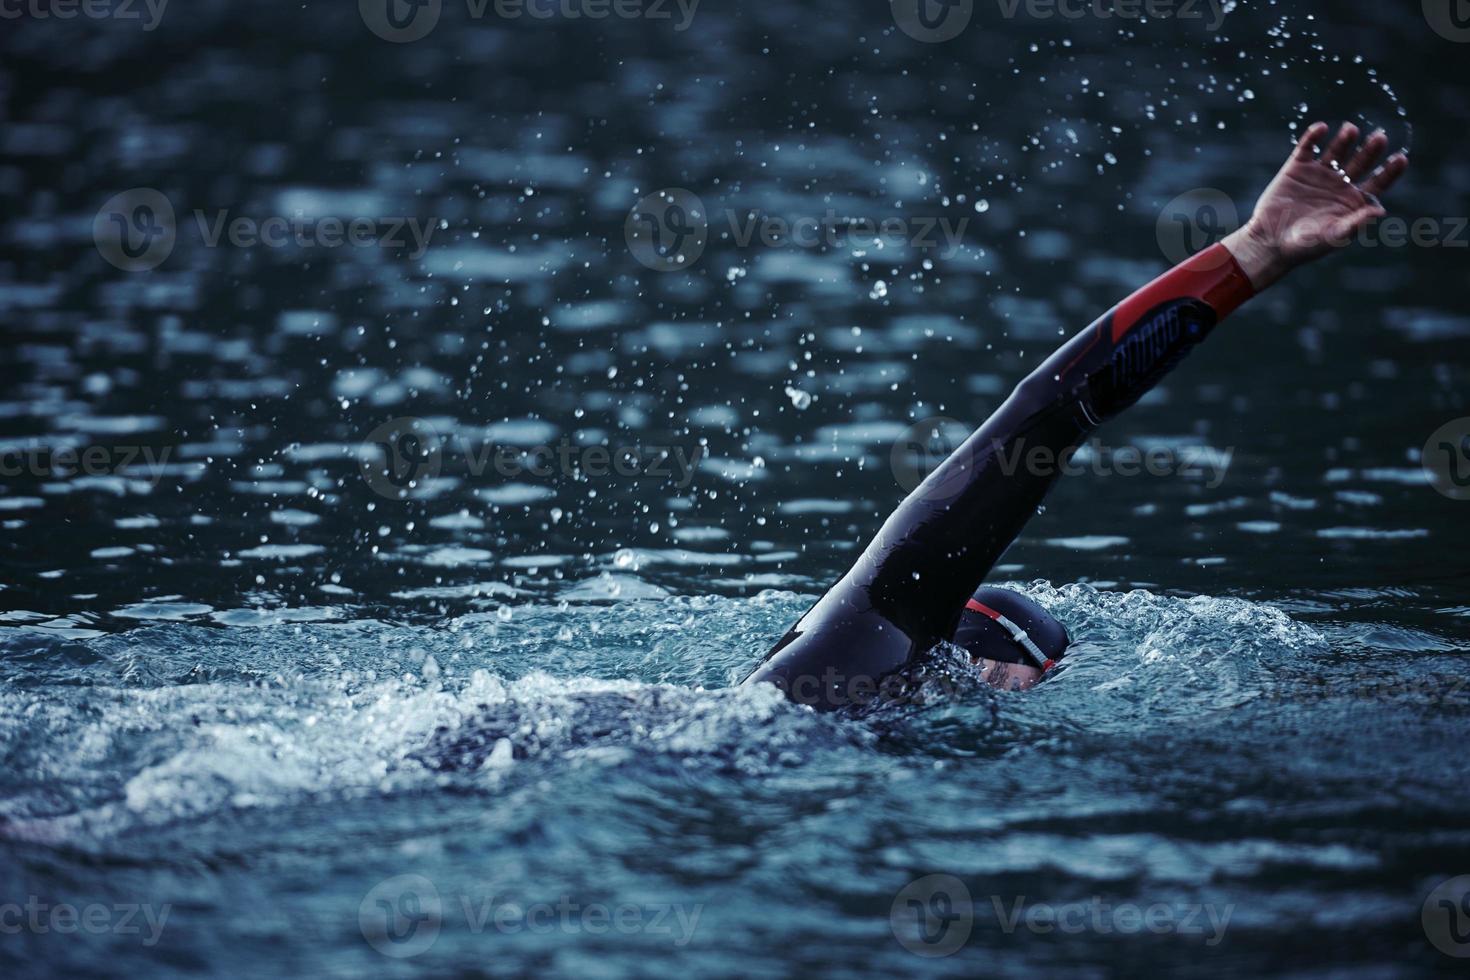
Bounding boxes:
742 243 1256 709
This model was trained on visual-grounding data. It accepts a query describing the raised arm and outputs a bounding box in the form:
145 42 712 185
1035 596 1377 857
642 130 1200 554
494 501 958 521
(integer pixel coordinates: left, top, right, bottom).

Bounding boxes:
744 123 1407 709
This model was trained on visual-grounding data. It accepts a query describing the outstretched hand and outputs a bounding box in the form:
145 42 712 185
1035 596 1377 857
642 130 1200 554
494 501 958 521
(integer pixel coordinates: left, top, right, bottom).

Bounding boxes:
1224 122 1410 290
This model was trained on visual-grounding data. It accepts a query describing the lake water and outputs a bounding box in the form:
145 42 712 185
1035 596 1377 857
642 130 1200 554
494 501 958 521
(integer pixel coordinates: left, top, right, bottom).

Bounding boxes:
2 0 1469 975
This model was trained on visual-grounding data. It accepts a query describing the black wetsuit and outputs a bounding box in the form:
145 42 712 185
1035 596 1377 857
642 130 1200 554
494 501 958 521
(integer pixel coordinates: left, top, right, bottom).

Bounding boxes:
741 244 1258 710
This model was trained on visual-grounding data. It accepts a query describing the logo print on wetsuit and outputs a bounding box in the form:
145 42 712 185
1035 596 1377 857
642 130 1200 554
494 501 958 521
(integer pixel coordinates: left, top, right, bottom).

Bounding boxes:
890 874 973 956
891 0 973 42
360 0 442 42
1156 187 1240 268
1422 876 1470 957
624 188 709 271
1424 0 1470 42
359 874 443 958
1423 418 1470 501
360 417 445 500
93 189 176 272
1107 307 1193 395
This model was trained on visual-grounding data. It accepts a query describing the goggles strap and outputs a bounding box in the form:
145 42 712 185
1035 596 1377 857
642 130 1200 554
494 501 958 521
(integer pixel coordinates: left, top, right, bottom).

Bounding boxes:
965 598 1056 673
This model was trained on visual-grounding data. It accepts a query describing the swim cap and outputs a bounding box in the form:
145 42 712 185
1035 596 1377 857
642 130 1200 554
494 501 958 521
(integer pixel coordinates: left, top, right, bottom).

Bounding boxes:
951 586 1069 673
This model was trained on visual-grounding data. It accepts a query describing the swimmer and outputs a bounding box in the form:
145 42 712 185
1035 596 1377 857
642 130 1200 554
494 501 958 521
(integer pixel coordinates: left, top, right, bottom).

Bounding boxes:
742 122 1410 710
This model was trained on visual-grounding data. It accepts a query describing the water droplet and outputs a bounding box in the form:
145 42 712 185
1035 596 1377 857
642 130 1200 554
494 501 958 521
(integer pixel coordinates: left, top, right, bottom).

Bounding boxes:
784 386 813 410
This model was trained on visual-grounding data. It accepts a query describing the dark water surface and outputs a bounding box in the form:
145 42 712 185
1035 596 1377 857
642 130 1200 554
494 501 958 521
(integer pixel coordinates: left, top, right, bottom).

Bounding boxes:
2 0 1469 975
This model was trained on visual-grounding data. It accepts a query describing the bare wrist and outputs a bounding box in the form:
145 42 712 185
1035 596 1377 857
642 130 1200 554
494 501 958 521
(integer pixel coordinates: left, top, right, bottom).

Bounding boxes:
1222 223 1291 292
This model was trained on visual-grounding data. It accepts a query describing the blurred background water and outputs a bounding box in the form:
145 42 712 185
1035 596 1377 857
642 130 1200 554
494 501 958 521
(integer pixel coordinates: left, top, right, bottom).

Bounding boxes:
1 0 1469 975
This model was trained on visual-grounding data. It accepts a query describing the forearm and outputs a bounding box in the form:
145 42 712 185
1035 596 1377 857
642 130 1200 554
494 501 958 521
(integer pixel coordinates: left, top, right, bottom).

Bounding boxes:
1023 241 1256 422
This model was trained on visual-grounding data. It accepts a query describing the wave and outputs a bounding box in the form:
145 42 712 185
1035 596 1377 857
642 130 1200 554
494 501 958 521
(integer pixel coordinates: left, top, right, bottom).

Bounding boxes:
0 584 1332 844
